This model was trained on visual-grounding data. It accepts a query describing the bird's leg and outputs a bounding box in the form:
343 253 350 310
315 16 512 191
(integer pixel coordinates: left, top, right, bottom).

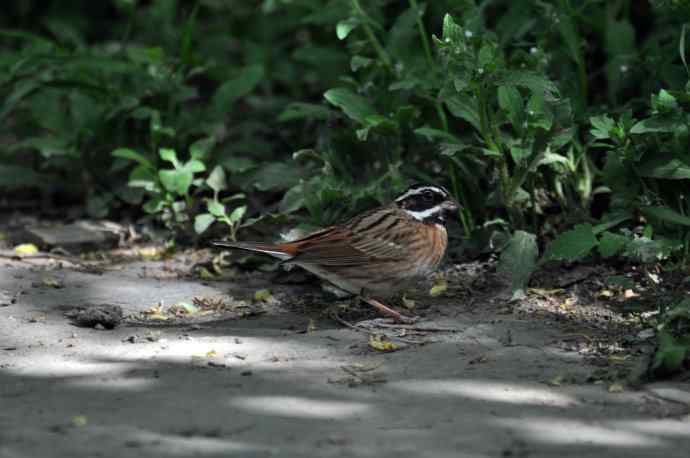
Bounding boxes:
360 297 418 324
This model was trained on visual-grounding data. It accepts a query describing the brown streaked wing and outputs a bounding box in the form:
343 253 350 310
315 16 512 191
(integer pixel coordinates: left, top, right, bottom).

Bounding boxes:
287 206 409 266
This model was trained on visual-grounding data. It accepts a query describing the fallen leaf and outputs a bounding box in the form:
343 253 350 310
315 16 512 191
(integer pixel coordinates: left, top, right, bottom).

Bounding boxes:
14 243 38 256
368 335 399 352
71 415 88 427
41 276 64 289
607 355 629 364
624 289 639 299
401 295 416 310
608 383 625 393
138 246 164 259
596 289 614 299
254 289 273 302
197 267 216 280
546 374 564 386
429 279 448 297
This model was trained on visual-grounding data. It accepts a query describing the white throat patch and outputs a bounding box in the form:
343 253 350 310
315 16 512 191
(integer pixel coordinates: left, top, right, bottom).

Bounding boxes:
404 205 443 221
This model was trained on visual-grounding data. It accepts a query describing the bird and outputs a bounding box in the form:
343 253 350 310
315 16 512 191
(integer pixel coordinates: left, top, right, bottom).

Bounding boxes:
212 184 459 322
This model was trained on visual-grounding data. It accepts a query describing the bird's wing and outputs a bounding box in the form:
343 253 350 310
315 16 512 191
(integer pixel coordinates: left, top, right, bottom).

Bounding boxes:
287 207 408 266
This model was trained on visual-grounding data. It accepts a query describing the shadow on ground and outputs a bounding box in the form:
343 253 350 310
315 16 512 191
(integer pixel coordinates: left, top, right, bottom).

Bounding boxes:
1 256 689 458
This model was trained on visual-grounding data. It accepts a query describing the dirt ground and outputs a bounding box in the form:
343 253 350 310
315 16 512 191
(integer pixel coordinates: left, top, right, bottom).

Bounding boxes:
1 240 690 458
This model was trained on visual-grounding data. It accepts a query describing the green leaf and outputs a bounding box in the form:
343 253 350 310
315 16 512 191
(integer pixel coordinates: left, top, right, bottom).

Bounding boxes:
497 230 538 299
252 163 302 192
651 330 689 376
280 183 305 214
213 65 264 114
183 159 206 174
323 88 378 124
495 71 559 99
194 213 215 234
128 165 158 192
414 127 461 143
229 206 247 224
630 117 678 134
598 231 629 258
159 148 179 166
441 14 463 44
590 115 615 139
445 95 481 131
278 102 333 122
641 206 690 227
637 154 690 179
223 157 256 173
159 169 193 195
112 148 154 170
207 200 226 217
336 18 359 40
0 165 44 188
190 137 215 160
206 165 227 193
498 85 523 131
544 223 598 261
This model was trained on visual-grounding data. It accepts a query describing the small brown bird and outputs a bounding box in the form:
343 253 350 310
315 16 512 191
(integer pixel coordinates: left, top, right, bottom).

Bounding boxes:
212 184 459 322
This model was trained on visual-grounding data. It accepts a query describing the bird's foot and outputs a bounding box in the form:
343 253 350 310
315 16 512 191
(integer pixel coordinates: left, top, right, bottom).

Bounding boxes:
360 297 419 324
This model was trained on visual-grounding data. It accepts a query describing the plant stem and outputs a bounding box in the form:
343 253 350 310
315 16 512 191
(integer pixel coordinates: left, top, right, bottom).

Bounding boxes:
409 0 433 68
351 0 392 71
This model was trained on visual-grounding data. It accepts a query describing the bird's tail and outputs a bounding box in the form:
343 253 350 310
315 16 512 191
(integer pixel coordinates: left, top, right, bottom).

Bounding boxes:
211 240 295 261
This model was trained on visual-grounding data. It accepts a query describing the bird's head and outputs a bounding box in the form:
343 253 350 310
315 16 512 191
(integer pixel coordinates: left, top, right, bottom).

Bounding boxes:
394 184 460 225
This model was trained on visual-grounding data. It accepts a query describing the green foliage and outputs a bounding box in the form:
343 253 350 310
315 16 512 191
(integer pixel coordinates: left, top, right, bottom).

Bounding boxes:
651 299 690 377
497 230 538 299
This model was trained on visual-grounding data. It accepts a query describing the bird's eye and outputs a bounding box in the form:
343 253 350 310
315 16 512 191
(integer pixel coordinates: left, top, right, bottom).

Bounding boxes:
422 191 434 201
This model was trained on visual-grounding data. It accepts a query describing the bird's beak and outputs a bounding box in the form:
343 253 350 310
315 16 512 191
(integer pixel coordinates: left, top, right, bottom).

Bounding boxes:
443 199 461 213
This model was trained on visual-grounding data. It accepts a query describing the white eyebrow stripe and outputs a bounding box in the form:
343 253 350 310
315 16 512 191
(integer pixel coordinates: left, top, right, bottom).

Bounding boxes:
403 205 442 221
395 186 447 202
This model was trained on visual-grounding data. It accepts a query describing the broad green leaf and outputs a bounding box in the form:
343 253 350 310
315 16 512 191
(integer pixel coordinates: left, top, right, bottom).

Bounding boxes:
590 115 615 139
445 95 481 131
159 148 179 166
207 200 225 217
252 162 302 191
544 223 598 261
637 154 690 179
206 165 227 193
651 330 689 376
280 183 305 214
278 102 333 122
0 165 44 188
223 157 256 173
112 148 154 169
630 117 678 134
194 213 215 234
350 55 373 72
229 205 247 224
495 71 559 99
159 169 193 195
640 206 690 227
324 88 378 123
498 85 523 131
213 65 264 114
598 231 629 258
414 127 461 143
441 14 463 44
336 18 359 40
128 165 158 192
190 137 215 160
497 230 538 299
183 159 206 174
